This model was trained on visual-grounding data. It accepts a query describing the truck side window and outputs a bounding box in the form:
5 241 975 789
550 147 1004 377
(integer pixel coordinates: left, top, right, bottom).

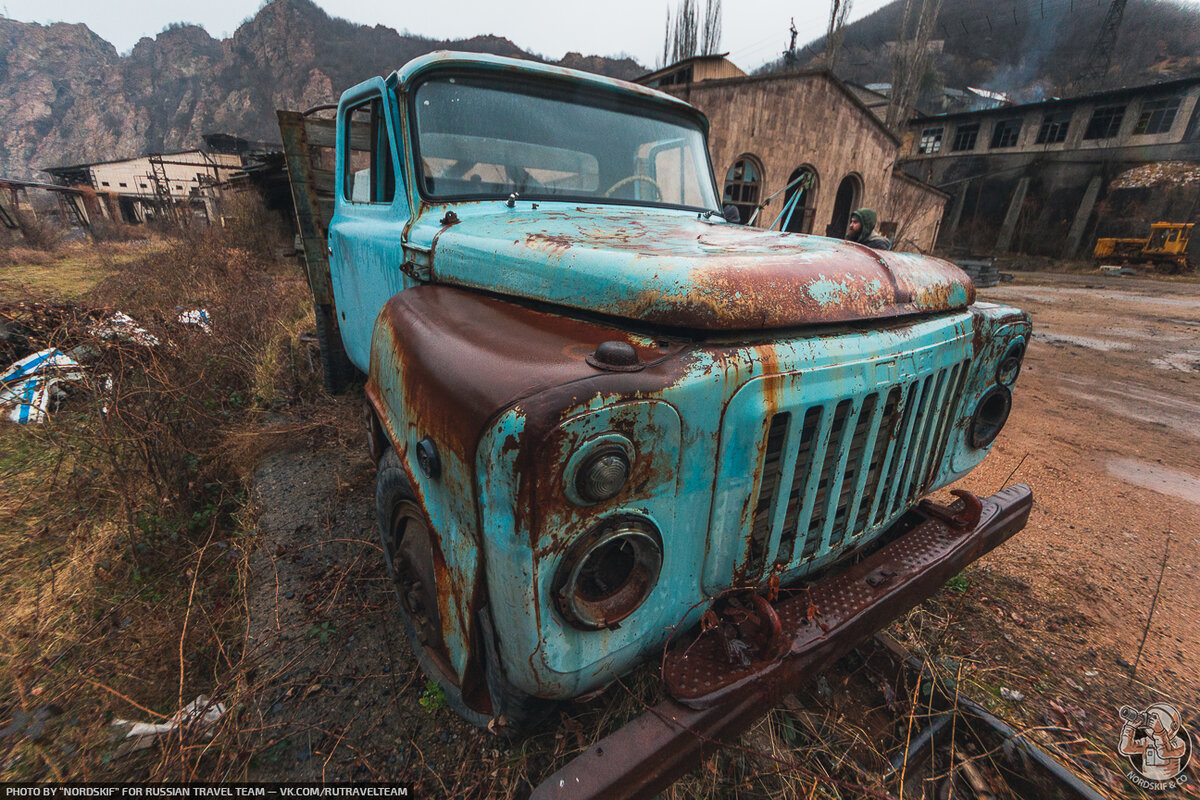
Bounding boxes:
344 98 396 204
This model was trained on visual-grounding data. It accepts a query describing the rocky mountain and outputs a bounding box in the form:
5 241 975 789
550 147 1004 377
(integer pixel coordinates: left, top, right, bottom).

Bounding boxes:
0 0 644 180
764 0 1200 104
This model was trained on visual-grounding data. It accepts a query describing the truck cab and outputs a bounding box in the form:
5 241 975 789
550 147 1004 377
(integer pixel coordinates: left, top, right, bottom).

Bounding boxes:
281 51 1032 744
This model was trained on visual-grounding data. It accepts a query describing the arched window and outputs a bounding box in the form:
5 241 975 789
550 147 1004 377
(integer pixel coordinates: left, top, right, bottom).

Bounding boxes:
780 165 818 234
827 173 863 238
722 156 763 225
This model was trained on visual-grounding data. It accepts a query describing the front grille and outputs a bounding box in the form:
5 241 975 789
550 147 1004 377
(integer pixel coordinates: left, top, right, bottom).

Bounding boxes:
746 360 970 576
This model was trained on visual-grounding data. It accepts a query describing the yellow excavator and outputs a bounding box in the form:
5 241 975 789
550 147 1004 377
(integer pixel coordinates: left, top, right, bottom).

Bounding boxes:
1094 222 1194 273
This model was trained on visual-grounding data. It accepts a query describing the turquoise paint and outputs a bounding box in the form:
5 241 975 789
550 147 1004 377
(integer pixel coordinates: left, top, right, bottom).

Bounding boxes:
330 52 1030 702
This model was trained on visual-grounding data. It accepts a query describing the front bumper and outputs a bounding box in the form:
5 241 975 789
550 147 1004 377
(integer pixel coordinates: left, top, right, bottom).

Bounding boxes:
531 484 1033 800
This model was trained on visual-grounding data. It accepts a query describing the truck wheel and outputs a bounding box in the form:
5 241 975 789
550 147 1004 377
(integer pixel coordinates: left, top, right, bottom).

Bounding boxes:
376 448 490 727
375 448 557 736
314 303 355 395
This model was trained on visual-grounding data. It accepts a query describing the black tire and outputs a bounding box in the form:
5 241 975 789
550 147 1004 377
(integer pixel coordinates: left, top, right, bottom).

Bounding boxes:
314 302 356 395
376 448 490 727
375 448 557 736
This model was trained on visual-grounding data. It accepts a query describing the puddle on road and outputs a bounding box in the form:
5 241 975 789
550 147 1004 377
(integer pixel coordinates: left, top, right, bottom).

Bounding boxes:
986 285 1200 310
1036 331 1133 352
1057 375 1200 439
1107 458 1200 505
1152 351 1200 373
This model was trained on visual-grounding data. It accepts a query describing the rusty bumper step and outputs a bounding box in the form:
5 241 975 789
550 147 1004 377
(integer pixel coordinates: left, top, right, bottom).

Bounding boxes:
531 484 1033 800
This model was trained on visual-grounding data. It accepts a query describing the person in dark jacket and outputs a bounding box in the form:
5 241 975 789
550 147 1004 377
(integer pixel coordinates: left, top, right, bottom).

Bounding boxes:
846 208 891 250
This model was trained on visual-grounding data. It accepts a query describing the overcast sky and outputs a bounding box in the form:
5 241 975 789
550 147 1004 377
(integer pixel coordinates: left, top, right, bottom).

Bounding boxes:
0 0 897 71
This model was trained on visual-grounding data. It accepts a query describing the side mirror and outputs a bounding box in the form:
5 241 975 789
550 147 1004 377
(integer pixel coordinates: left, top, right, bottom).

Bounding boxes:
722 204 741 224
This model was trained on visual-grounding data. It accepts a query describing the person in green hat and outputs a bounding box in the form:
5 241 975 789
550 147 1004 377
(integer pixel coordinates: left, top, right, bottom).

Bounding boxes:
846 208 891 250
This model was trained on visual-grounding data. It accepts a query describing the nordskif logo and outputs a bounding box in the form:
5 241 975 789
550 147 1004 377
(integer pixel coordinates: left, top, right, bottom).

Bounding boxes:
1117 703 1192 791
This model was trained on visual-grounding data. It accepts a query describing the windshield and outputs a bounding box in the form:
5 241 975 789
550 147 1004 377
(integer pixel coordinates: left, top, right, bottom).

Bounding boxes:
411 74 719 210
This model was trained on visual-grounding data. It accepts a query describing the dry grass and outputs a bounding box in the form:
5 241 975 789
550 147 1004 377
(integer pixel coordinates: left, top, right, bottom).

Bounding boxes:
0 240 162 300
0 211 322 780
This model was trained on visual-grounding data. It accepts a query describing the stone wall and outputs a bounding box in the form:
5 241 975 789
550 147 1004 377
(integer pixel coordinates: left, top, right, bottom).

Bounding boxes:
663 72 946 252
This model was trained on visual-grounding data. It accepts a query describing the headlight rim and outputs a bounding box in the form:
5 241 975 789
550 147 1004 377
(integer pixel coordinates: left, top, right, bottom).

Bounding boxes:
970 385 1013 449
552 515 663 630
996 339 1026 386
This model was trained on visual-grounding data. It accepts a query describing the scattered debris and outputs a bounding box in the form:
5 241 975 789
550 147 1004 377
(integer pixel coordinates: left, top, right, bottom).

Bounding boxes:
111 695 225 756
0 348 85 423
177 308 212 333
1111 160 1200 189
89 311 159 347
999 687 1025 702
956 258 1002 288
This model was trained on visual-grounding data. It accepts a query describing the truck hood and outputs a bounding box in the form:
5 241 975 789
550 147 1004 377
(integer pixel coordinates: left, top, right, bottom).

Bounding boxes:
424 207 973 330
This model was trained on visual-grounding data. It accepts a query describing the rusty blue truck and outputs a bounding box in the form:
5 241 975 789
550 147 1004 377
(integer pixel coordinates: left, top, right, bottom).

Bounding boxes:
278 51 1032 796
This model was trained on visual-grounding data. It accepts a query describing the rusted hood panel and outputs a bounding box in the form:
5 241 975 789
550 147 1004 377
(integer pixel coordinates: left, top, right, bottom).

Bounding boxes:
424 206 974 330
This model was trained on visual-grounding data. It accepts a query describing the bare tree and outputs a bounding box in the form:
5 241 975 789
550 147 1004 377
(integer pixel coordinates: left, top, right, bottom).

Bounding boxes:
661 0 723 67
885 0 943 132
701 0 723 57
824 0 853 73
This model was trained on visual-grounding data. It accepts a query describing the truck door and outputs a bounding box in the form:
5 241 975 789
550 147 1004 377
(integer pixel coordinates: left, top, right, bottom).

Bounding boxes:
329 82 412 372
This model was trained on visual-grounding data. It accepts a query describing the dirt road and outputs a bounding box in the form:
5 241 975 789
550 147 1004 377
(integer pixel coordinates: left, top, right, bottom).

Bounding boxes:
958 273 1199 703
243 272 1200 794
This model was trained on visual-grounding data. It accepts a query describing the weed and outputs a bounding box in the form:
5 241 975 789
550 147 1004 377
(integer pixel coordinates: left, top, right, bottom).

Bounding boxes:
419 680 446 712
945 572 971 592
306 621 337 647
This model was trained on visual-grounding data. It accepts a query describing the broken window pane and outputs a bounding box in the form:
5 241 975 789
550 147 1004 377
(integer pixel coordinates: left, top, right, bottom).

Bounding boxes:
918 127 944 154
1036 111 1072 144
1134 97 1181 135
951 122 979 151
722 157 762 225
1084 104 1125 139
989 119 1022 149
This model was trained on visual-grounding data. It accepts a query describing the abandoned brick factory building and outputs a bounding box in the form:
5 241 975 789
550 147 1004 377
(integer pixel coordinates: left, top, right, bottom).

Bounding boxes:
639 55 948 253
899 75 1200 259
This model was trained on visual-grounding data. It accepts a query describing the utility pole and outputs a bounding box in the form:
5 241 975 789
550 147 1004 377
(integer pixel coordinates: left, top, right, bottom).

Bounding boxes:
1082 0 1128 90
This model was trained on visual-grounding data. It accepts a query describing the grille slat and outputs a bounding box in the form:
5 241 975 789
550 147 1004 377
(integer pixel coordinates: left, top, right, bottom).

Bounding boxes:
746 412 791 575
839 392 885 546
854 387 902 536
823 394 878 554
901 370 947 507
924 361 970 487
776 407 823 564
912 367 955 499
883 379 927 521
739 355 970 583
801 399 854 562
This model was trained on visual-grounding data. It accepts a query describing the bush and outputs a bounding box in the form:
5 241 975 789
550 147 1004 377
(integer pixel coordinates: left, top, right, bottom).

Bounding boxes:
0 226 316 780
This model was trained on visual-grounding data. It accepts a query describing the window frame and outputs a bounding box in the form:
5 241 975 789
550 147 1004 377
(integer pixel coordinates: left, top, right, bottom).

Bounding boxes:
951 122 980 152
989 118 1022 149
406 70 720 213
1036 111 1072 145
722 155 763 224
342 95 398 205
1083 104 1126 140
1133 96 1181 136
917 126 944 154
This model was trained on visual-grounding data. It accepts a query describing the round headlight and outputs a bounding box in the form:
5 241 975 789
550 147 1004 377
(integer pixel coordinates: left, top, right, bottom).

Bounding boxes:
970 386 1012 449
996 341 1025 386
575 447 630 503
553 517 663 630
